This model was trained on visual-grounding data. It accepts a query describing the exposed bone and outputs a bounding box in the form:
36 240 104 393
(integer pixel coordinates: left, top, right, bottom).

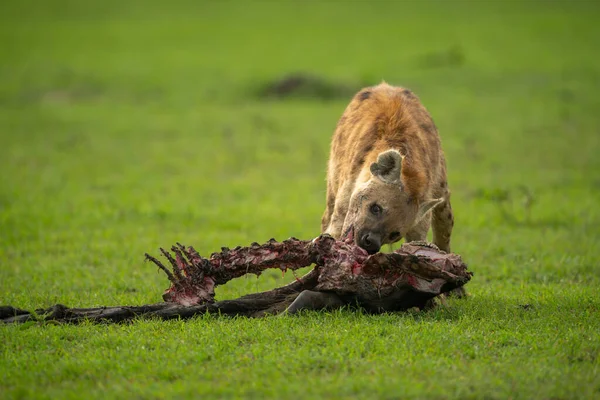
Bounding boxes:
147 234 471 313
1 235 472 324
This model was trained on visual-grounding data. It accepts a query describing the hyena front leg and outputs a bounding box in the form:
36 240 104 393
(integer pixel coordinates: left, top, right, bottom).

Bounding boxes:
324 205 347 239
405 216 431 243
324 183 353 239
432 190 465 298
432 192 453 253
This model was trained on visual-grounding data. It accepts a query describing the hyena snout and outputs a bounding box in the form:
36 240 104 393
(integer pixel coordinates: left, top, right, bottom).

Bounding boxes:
358 232 382 255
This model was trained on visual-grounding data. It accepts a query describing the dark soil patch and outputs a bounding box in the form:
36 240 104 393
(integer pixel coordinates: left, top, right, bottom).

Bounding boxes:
256 73 359 100
418 46 465 69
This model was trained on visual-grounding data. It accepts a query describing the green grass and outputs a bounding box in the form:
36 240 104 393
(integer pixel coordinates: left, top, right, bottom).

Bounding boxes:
1 0 600 398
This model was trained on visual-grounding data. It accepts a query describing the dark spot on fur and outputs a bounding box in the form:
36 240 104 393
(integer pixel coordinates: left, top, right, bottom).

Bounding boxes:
402 89 415 99
352 143 374 174
327 194 336 210
358 91 372 101
447 213 453 221
349 114 363 125
333 127 348 150
430 117 438 130
411 139 427 158
440 181 447 188
419 121 436 136
362 143 374 155
351 157 365 174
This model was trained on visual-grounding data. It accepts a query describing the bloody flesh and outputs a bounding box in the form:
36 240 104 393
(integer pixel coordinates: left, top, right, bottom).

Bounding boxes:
146 234 471 312
1 235 472 324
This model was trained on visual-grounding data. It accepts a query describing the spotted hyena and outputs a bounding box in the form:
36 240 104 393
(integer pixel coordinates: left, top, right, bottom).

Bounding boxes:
285 82 457 314
321 82 454 254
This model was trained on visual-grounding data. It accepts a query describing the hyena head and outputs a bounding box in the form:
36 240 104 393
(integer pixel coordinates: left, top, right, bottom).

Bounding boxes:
343 149 443 254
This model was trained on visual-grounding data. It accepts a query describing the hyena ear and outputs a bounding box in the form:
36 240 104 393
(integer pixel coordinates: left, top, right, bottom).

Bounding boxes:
370 150 403 184
416 198 444 221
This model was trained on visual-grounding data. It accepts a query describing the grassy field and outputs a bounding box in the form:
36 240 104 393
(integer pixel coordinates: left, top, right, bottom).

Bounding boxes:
1 0 600 398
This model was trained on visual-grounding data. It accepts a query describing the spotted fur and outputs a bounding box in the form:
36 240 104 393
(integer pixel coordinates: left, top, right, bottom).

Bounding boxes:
321 82 454 254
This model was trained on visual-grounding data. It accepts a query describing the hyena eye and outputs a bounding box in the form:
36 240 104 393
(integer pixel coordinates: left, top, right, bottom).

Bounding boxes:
389 232 401 241
369 203 382 215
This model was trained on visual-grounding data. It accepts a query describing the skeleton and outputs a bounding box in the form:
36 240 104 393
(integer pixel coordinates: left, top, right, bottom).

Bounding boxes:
146 233 471 314
0 234 471 324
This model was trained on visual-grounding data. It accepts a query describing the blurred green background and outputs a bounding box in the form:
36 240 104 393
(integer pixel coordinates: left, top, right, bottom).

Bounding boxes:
1 1 599 398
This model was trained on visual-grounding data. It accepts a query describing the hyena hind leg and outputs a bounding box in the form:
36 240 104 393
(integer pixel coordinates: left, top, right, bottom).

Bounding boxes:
284 291 345 314
432 196 454 253
432 195 467 298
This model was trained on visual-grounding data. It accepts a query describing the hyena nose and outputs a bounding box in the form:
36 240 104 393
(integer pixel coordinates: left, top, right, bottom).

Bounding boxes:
359 233 381 255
